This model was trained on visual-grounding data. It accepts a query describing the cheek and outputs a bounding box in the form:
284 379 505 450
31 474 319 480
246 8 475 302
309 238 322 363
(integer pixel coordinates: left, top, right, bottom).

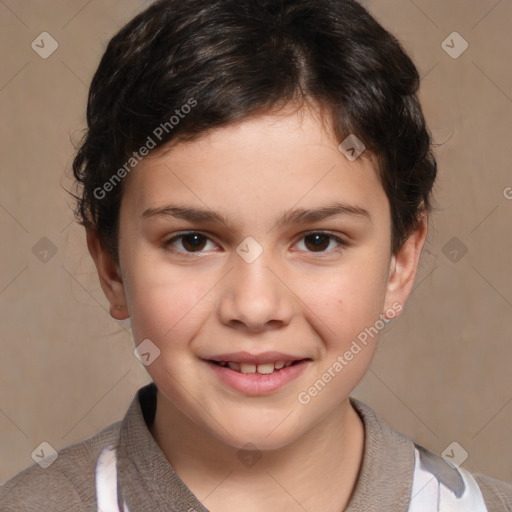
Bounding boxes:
303 259 389 346
295 274 386 415
123 253 209 345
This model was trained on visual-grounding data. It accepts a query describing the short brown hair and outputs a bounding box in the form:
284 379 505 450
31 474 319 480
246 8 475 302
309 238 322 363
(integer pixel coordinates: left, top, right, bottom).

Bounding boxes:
72 0 437 257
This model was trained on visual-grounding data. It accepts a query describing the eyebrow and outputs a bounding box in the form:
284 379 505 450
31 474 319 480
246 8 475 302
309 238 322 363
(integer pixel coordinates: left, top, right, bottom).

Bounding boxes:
142 201 372 228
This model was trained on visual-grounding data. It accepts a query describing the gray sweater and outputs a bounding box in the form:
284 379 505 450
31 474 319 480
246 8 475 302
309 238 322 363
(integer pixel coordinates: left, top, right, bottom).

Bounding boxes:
1 383 511 511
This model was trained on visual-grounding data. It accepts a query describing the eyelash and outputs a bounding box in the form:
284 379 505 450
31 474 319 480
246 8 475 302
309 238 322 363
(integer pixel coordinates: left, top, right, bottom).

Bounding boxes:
162 231 348 258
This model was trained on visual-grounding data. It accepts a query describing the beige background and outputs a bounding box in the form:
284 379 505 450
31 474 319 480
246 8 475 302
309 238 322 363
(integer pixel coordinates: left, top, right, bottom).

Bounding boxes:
1 0 511 484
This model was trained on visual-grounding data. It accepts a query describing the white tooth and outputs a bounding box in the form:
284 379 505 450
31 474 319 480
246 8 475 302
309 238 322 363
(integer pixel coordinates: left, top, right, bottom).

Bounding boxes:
284 361 292 367
240 363 257 374
274 361 285 369
257 363 275 375
228 361 241 372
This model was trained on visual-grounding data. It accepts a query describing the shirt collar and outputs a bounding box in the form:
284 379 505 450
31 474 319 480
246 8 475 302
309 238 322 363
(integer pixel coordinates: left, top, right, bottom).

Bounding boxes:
346 397 415 511
116 383 415 512
116 383 209 511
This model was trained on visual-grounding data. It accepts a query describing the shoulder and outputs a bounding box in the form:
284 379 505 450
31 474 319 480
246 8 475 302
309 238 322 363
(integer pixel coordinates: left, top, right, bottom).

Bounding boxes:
0 420 121 512
473 472 512 511
349 398 512 511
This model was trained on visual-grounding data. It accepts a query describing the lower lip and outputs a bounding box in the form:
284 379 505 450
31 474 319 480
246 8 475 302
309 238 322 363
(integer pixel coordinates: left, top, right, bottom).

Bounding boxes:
205 360 310 395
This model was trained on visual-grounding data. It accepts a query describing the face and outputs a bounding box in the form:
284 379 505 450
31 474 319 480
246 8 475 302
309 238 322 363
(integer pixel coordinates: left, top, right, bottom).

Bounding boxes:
91 105 426 450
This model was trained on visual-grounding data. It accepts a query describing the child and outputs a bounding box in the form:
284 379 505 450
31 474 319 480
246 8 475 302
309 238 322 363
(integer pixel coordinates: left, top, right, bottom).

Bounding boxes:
1 0 511 510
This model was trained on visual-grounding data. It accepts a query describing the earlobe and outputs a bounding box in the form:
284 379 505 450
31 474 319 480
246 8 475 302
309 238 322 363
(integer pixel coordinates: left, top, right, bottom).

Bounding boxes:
383 214 428 315
86 227 130 320
112 304 130 320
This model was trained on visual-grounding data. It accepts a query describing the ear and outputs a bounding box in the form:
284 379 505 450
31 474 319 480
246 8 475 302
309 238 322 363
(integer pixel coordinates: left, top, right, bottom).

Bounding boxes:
383 213 428 318
86 227 129 320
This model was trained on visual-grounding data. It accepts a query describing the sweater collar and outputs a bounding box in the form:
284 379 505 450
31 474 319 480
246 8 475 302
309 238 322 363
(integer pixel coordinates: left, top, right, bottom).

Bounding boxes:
116 383 209 511
345 397 415 511
116 383 415 512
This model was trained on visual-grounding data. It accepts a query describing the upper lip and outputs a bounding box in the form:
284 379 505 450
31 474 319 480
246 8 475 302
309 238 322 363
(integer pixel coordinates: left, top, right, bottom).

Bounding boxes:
204 351 309 365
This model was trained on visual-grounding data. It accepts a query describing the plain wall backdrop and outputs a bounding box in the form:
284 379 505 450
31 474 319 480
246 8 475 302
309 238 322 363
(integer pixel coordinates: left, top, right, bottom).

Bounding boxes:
1 0 511 483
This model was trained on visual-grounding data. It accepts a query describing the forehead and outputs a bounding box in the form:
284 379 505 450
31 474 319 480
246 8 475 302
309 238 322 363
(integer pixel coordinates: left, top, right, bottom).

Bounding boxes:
121 107 389 227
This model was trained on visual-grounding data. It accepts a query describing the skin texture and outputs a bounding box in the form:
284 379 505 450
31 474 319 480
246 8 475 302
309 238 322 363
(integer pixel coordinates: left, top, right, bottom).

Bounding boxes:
87 104 428 512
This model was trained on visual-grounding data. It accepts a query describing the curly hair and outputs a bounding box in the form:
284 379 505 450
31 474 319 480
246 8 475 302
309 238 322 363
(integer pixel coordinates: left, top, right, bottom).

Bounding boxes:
72 0 437 259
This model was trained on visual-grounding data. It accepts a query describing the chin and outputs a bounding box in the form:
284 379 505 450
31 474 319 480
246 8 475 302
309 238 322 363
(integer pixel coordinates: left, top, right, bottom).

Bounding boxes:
207 416 305 452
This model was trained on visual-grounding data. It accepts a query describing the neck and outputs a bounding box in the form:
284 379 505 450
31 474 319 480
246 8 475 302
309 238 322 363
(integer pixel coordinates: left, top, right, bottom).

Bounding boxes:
150 390 365 512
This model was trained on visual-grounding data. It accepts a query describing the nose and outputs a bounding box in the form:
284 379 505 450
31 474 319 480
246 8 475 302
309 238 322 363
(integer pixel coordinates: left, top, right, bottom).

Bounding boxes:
217 247 294 333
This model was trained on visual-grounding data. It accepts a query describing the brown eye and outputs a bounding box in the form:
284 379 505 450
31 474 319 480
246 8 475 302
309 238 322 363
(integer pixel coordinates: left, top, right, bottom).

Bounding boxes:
304 233 331 252
295 231 347 254
181 233 207 252
164 232 214 253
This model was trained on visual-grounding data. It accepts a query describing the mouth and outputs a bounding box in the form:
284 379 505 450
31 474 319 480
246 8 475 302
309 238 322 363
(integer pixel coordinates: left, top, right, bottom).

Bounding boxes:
203 352 312 394
208 359 308 375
